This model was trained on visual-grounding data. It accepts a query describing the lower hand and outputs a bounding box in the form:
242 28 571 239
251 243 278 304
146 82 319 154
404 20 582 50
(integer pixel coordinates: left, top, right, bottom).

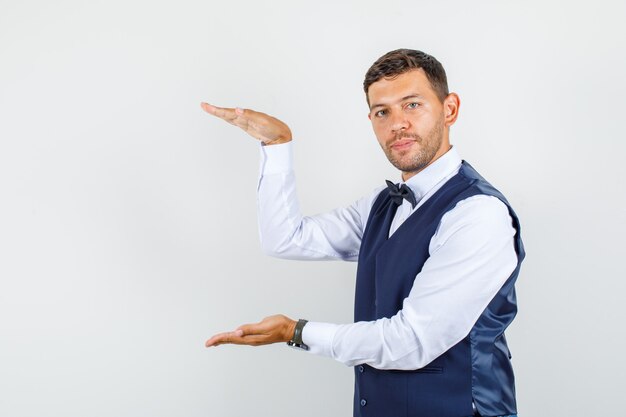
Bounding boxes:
205 314 297 348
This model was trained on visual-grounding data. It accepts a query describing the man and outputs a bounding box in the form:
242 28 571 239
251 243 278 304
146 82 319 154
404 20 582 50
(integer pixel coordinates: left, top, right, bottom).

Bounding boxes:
202 49 525 417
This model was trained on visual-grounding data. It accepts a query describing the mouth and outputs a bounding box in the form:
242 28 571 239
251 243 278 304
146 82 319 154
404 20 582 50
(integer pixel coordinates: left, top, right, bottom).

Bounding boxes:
390 138 416 152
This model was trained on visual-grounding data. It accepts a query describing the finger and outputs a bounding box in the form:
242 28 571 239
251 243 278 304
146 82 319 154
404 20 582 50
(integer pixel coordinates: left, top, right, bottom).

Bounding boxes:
204 331 229 347
200 102 217 114
236 321 267 336
219 334 275 347
201 102 254 132
237 334 274 346
205 329 244 347
200 102 238 122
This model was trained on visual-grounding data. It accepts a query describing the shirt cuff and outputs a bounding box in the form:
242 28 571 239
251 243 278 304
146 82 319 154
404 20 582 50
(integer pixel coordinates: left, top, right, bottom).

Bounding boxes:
301 321 339 358
259 141 293 176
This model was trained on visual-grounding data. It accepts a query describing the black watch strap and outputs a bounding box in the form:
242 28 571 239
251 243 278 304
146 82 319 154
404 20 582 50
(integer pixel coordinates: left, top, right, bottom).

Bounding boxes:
287 319 309 351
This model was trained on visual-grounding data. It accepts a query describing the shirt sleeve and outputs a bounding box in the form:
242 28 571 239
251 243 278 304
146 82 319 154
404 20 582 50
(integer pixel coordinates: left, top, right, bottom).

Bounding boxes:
301 194 519 369
257 141 380 261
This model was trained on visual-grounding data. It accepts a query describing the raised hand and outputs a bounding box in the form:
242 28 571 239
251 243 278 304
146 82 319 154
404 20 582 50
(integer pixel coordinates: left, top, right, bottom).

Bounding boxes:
205 314 297 348
201 102 292 145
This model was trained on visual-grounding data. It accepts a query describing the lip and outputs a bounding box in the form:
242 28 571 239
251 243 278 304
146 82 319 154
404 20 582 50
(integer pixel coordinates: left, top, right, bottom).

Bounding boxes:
390 139 415 151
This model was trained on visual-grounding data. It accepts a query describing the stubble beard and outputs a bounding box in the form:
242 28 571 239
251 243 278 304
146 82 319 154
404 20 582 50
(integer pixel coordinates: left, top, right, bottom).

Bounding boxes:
383 116 445 174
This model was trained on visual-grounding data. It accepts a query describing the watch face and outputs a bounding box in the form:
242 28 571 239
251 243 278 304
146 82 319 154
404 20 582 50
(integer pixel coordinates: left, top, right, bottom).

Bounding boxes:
286 341 309 351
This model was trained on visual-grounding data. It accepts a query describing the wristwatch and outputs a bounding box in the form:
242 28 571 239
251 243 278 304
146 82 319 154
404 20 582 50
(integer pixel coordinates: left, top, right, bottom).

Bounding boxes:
287 319 309 351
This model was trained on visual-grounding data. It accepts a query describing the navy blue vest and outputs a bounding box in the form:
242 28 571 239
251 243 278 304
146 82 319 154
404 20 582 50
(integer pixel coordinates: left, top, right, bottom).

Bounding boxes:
353 161 525 417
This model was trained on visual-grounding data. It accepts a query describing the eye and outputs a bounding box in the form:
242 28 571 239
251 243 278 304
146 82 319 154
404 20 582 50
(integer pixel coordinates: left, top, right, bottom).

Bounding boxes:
374 109 387 117
407 102 420 109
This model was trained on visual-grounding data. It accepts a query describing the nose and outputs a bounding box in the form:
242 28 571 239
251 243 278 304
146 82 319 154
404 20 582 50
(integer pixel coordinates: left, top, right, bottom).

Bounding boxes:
390 112 409 132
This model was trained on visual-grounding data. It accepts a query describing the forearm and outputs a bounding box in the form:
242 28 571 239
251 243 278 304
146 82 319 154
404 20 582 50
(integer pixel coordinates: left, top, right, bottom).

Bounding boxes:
302 314 433 370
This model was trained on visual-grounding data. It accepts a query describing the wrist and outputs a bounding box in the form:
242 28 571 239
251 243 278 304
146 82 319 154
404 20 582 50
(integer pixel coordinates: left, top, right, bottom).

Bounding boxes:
263 137 292 146
285 319 297 342
286 319 309 350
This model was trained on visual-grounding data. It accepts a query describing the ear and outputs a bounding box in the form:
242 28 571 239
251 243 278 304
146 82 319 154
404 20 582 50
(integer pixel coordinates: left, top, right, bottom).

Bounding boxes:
443 93 460 127
368 112 371 120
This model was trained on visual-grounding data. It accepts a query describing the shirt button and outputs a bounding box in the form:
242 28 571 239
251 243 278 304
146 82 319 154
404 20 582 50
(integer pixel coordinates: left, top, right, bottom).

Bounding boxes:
360 399 367 407
358 365 364 373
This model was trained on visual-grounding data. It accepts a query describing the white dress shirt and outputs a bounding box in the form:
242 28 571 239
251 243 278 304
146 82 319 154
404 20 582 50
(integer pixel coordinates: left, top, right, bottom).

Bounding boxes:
257 142 518 370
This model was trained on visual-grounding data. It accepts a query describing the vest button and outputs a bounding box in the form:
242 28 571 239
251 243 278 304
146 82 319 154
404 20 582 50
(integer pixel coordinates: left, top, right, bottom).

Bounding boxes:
358 365 364 373
360 399 367 407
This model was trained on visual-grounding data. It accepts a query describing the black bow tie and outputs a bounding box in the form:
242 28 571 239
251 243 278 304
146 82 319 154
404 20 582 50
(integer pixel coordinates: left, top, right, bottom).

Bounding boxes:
385 180 417 208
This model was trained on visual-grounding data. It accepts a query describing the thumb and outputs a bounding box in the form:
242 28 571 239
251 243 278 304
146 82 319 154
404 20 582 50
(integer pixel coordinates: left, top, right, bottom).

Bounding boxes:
236 322 263 336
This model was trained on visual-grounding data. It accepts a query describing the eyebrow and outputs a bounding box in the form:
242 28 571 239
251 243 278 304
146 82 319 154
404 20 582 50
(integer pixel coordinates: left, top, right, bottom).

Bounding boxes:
370 94 424 110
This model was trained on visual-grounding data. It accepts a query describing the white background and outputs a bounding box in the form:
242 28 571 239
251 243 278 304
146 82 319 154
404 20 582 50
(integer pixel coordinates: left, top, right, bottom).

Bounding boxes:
1 1 625 416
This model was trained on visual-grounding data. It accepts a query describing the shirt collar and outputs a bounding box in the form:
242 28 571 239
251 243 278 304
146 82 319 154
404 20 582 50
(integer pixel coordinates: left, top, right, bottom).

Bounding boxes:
400 146 462 202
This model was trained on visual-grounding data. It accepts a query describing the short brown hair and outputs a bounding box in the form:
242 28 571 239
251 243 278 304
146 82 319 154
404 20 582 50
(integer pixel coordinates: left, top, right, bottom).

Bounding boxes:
363 49 449 105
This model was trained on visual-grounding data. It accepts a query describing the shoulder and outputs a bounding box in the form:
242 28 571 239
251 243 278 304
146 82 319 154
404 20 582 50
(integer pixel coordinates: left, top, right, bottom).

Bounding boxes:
448 194 511 223
431 194 514 251
442 194 512 231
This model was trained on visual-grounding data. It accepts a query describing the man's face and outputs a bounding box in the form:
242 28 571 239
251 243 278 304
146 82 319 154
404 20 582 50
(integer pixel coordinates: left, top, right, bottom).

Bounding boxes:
367 69 452 180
